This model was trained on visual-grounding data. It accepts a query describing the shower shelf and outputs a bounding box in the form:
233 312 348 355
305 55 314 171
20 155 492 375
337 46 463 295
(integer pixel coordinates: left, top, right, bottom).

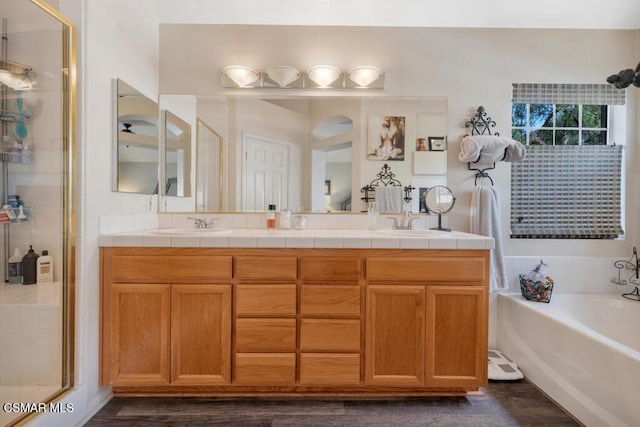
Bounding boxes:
0 58 32 76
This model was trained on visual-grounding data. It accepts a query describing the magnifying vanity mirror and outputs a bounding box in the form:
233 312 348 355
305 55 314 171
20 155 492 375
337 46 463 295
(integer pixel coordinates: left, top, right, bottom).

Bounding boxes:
424 185 456 231
113 79 159 194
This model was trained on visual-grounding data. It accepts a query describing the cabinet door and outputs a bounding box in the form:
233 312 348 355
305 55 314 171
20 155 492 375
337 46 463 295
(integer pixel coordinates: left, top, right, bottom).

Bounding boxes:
426 286 487 388
171 284 232 385
110 283 171 385
365 285 425 386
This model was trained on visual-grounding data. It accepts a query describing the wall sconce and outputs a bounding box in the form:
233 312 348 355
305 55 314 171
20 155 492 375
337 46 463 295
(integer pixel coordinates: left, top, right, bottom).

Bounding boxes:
222 65 384 89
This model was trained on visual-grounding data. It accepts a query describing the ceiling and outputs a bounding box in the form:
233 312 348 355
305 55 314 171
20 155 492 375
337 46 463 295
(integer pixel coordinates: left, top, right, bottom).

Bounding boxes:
152 0 640 30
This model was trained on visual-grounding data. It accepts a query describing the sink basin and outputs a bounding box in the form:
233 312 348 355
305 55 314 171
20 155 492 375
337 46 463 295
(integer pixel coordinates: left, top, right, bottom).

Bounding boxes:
150 228 231 236
376 229 449 237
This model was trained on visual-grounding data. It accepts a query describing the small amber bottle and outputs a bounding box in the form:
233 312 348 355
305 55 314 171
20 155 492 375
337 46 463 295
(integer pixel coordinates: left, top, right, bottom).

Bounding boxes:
266 204 276 228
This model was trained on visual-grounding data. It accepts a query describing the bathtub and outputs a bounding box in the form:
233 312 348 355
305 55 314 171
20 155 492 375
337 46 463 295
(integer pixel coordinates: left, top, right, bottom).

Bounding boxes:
497 293 640 427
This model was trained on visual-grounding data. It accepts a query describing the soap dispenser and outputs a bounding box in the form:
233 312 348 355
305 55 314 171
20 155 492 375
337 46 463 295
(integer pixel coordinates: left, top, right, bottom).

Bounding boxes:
21 245 39 285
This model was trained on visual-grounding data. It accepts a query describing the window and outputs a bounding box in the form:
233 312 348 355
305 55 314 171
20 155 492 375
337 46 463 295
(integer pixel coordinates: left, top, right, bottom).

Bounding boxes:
511 103 608 145
510 84 625 240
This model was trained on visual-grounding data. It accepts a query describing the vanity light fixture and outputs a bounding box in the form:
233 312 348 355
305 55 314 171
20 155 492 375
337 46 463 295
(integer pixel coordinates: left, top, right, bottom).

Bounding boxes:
347 66 382 88
222 65 260 87
221 64 384 89
306 65 342 87
265 65 300 87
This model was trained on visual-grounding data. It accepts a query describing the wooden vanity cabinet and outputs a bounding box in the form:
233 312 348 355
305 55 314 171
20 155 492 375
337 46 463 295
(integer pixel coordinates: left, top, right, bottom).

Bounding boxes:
234 256 297 385
365 255 488 389
101 248 232 387
101 247 488 395
299 257 362 385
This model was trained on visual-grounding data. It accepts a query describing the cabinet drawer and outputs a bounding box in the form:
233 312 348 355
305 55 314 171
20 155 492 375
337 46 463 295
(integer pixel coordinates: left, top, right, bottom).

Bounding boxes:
111 255 232 283
234 353 296 384
235 284 297 316
300 354 360 385
366 256 487 283
300 285 360 317
236 319 296 351
300 319 360 351
235 256 297 280
300 257 360 281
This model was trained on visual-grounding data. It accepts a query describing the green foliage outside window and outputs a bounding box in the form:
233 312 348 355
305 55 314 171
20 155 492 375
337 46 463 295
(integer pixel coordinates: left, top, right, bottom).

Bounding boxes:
511 103 608 145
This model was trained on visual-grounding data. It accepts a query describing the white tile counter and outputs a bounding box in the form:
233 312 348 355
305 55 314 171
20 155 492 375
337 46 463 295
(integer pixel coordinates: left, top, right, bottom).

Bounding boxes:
98 228 494 250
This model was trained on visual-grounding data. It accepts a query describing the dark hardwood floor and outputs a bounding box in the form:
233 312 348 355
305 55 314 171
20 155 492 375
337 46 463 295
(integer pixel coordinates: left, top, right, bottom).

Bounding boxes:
85 380 582 426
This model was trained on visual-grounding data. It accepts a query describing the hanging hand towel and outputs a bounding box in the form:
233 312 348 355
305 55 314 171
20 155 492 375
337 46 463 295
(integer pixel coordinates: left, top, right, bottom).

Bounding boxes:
470 186 508 292
376 186 403 212
459 135 526 163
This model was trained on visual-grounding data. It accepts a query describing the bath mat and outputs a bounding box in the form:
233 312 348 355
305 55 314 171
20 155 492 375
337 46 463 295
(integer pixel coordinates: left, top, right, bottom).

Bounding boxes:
488 350 523 381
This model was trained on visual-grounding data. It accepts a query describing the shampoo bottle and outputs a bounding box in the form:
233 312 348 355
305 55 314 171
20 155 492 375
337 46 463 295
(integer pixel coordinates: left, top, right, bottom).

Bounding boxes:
21 245 39 285
8 248 22 284
37 250 53 284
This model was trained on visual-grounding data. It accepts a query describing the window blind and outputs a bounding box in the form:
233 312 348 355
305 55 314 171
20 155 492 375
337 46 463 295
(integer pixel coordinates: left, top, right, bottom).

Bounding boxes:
511 145 623 239
512 83 626 105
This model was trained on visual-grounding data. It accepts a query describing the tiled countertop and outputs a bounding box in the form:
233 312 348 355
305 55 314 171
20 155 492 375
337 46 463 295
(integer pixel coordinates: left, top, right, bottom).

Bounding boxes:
98 228 494 250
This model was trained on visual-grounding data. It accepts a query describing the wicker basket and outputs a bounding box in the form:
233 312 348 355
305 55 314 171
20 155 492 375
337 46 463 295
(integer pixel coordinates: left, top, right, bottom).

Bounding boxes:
519 274 554 303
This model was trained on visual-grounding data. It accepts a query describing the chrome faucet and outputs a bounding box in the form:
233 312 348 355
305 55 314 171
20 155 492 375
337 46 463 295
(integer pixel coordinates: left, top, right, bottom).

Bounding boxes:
187 217 219 229
387 211 420 230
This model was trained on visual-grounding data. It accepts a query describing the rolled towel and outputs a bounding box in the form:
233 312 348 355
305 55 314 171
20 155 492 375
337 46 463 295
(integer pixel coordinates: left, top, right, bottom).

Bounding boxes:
459 135 526 163
503 139 526 162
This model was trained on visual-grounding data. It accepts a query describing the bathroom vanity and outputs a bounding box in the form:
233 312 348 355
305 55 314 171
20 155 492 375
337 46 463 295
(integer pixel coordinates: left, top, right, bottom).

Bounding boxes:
99 229 490 396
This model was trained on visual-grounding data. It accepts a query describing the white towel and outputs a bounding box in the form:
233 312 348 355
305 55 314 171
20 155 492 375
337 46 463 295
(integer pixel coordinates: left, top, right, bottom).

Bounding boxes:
459 135 526 163
376 186 403 212
470 186 508 292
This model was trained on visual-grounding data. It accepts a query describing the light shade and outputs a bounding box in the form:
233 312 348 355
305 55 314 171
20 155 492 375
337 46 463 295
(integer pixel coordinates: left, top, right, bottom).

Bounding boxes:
306 65 341 87
265 65 300 87
223 66 260 87
347 66 382 88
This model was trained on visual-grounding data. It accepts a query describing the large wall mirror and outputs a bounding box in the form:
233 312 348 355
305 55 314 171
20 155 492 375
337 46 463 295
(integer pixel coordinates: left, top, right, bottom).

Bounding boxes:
169 95 447 214
113 78 159 194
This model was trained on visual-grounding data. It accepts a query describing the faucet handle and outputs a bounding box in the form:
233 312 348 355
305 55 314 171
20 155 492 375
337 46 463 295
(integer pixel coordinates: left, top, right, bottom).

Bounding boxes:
386 217 399 229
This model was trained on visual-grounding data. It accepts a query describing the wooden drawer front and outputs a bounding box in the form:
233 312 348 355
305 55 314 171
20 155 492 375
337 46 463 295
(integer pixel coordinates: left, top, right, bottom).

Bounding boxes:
236 319 297 351
234 353 296 384
235 256 297 281
111 255 232 283
235 284 297 317
300 257 360 281
366 256 487 283
300 319 360 352
300 354 360 385
300 285 360 317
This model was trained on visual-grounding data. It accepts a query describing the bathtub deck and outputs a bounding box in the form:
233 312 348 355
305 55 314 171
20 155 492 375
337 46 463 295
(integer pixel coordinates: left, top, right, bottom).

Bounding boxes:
85 379 581 426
